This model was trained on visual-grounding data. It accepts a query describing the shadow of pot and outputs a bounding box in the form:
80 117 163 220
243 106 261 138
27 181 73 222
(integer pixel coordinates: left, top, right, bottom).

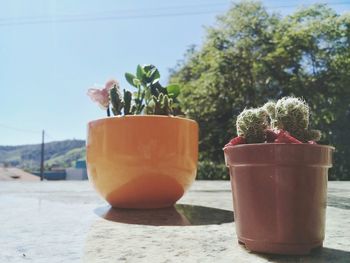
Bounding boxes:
94 204 234 226
224 143 334 255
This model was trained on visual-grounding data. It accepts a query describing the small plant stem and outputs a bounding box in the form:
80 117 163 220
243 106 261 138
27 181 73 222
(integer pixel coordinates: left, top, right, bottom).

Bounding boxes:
136 85 141 114
139 90 146 114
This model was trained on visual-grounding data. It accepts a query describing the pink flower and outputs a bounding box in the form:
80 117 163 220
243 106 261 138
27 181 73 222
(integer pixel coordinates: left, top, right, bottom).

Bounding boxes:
105 79 118 91
87 79 119 110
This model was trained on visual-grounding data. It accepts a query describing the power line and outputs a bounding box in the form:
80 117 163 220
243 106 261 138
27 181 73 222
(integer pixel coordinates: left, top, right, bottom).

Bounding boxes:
0 123 67 143
0 1 348 27
0 10 224 27
0 124 58 141
0 1 231 22
0 123 41 134
268 1 350 9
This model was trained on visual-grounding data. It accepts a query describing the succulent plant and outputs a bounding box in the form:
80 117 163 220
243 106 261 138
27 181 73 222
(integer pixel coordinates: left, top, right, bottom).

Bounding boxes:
89 64 184 117
109 85 124 116
146 94 173 115
124 64 182 116
236 108 269 143
123 89 132 115
274 97 321 142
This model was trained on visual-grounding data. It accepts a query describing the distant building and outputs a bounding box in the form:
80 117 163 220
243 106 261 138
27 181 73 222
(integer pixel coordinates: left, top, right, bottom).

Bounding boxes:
33 169 66 180
65 160 88 180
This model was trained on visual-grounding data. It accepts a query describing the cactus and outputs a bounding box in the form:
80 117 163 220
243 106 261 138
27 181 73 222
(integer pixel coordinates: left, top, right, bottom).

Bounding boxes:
297 128 322 142
146 94 173 115
123 89 132 115
274 97 321 142
236 108 269 143
306 129 322 141
263 101 277 128
162 95 172 115
109 85 124 116
228 97 323 147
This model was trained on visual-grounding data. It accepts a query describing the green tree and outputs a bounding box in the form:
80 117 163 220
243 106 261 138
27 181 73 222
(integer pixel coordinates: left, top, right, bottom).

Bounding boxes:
170 1 350 180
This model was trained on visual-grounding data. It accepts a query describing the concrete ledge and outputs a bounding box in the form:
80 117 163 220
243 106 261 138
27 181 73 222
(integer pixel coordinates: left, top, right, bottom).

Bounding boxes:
0 181 349 262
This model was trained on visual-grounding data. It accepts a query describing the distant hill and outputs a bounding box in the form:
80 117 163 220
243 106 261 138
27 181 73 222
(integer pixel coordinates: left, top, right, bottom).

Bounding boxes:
0 140 86 170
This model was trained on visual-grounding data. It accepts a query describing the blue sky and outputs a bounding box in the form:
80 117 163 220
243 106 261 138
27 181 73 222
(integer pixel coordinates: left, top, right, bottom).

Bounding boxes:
1 0 349 145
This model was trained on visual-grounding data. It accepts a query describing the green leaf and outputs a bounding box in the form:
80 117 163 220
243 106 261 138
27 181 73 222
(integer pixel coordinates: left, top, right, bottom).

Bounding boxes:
140 90 146 101
152 78 160 85
143 64 154 74
166 84 181 98
144 89 152 101
149 68 160 83
125 73 137 88
133 78 141 87
136 65 145 81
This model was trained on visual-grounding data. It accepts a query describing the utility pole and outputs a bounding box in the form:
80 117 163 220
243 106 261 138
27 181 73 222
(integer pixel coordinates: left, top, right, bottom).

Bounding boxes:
40 130 45 181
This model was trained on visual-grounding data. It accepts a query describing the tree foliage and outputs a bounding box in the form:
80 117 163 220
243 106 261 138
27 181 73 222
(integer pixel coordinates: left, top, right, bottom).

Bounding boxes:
170 1 350 180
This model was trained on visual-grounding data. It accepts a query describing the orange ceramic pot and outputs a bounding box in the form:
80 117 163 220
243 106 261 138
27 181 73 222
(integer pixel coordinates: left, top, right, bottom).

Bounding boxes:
86 116 198 209
224 144 334 255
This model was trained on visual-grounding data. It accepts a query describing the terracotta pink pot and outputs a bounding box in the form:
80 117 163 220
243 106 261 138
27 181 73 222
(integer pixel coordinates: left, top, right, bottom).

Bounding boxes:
224 143 334 255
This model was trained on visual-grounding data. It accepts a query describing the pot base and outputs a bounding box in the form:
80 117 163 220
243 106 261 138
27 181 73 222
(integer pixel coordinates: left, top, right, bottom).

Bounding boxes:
106 175 185 209
238 238 322 255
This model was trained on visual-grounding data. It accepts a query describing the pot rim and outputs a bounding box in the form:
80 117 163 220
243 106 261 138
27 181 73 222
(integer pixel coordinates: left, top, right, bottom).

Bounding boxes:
224 143 334 167
223 143 335 151
88 115 197 126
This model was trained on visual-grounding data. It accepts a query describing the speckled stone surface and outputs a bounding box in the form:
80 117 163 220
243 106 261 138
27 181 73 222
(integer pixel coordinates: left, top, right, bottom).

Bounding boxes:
0 181 349 262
